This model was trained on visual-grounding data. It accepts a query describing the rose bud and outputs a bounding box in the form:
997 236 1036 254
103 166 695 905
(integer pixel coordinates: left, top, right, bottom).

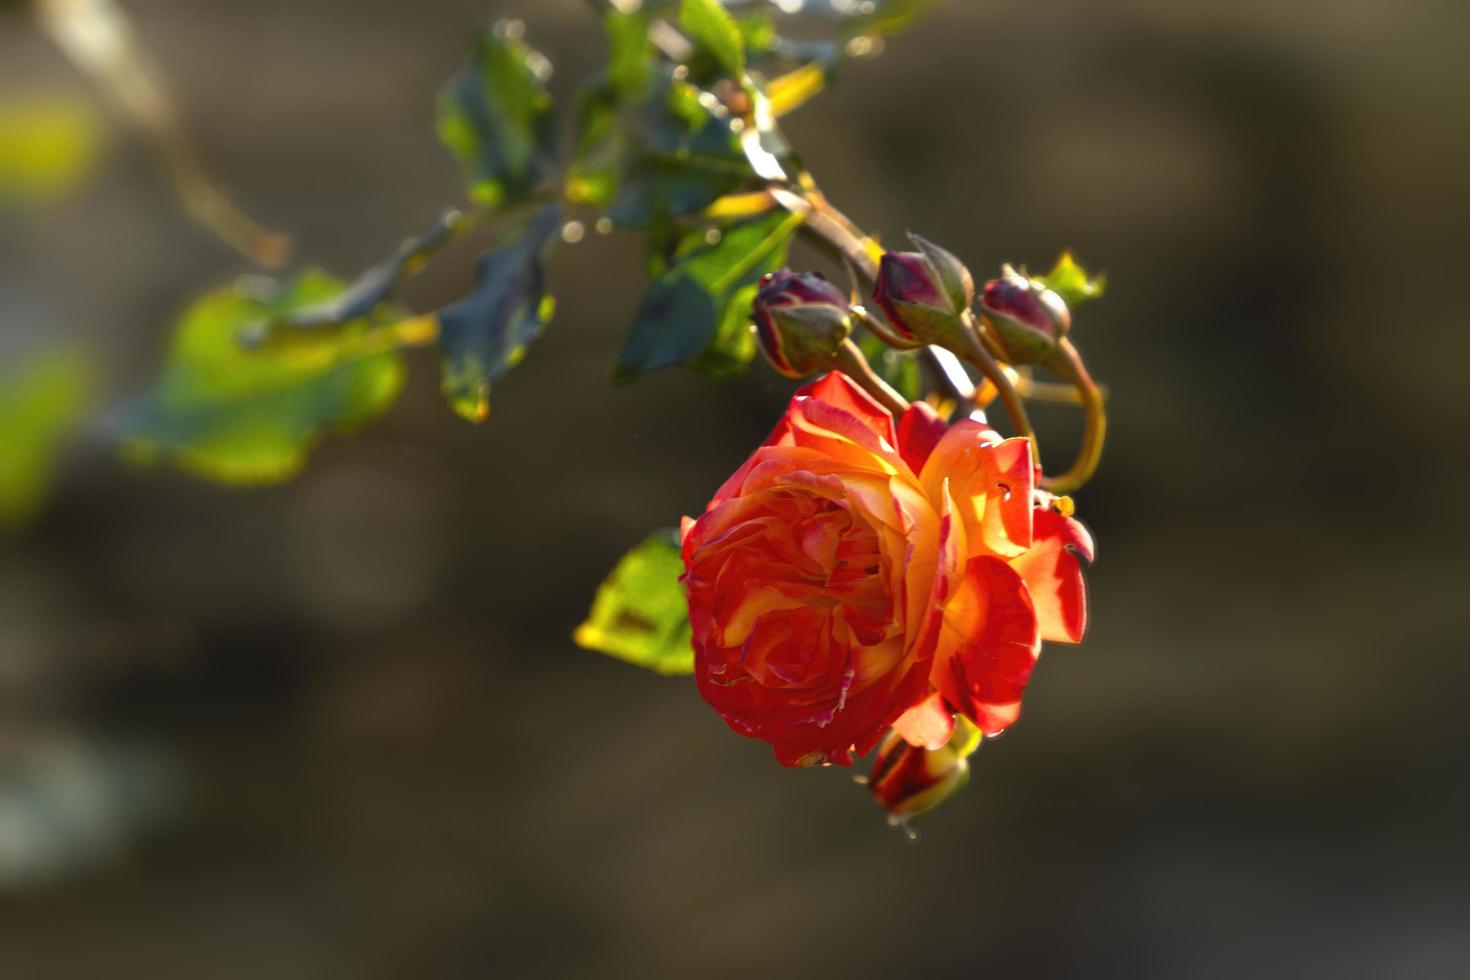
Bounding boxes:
752 270 853 379
979 264 1072 365
871 233 975 348
868 719 983 824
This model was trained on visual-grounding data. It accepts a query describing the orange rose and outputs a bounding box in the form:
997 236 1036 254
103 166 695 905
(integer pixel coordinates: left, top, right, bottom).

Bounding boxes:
681 372 1092 767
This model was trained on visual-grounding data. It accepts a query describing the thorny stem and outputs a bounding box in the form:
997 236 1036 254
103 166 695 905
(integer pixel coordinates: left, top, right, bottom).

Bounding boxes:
1038 338 1107 495
832 338 910 416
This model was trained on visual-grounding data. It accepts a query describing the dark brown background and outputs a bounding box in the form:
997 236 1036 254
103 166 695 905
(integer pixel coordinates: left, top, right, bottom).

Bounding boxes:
3 0 1468 976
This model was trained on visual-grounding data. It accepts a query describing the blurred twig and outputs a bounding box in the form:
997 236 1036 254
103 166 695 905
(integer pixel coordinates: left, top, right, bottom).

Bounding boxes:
34 0 292 268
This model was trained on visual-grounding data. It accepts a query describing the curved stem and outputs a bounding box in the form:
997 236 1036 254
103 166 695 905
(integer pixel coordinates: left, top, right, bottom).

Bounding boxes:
849 305 917 351
1039 338 1107 495
832 339 910 416
38 0 291 267
956 318 1036 445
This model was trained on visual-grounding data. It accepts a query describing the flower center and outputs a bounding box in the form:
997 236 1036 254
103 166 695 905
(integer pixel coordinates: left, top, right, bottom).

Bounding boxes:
710 489 895 697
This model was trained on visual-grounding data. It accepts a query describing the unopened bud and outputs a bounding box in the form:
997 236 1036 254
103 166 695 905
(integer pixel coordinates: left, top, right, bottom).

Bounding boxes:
868 718 982 822
752 270 853 379
871 233 975 348
979 264 1072 365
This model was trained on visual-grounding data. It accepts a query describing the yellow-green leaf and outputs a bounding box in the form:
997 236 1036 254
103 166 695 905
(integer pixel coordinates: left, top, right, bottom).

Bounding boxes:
679 0 745 78
0 353 92 528
0 99 104 204
575 533 693 676
119 271 405 485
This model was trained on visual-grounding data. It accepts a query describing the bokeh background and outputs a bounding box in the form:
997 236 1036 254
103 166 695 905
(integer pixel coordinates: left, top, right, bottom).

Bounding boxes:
3 0 1468 976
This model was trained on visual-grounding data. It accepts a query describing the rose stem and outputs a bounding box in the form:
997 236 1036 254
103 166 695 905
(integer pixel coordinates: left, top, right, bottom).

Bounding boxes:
1038 338 1107 494
832 339 911 416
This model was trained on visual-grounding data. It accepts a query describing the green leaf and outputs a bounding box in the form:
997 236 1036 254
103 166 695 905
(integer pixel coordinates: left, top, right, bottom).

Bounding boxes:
1041 252 1106 308
0 99 104 204
119 271 406 485
437 21 559 208
616 210 803 381
734 9 778 58
270 208 467 331
0 353 92 528
436 205 561 422
575 533 693 676
569 63 749 228
602 8 656 99
679 0 746 78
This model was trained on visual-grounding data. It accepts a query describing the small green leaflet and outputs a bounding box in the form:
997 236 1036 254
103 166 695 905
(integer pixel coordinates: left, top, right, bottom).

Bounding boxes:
266 208 468 333
0 352 91 527
118 270 406 485
436 205 561 422
437 21 559 208
575 533 694 676
679 0 746 78
570 74 749 227
568 10 753 229
616 210 803 381
1041 252 1106 308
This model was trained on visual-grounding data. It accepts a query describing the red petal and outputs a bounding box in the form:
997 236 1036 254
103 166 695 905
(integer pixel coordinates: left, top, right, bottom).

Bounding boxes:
1010 505 1093 644
892 691 955 750
919 424 1034 558
793 372 897 448
896 401 949 475
932 556 1041 737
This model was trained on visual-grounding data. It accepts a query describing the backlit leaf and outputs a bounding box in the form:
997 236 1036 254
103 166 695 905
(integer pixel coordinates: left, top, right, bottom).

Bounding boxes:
0 353 92 528
575 533 693 676
436 205 561 422
0 99 104 204
679 0 746 78
569 11 752 228
616 210 803 381
437 21 559 208
119 271 406 485
268 209 469 332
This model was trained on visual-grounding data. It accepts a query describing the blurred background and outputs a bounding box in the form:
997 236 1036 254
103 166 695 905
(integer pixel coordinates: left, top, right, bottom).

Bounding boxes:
3 0 1468 976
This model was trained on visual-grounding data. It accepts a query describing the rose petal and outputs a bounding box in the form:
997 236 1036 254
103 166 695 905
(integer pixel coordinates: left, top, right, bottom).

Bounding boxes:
1009 505 1093 644
896 401 949 475
918 423 1033 558
892 691 955 750
795 371 898 448
932 555 1041 737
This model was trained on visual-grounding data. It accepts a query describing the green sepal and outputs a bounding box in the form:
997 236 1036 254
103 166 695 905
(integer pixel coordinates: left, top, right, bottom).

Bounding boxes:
1041 252 1106 308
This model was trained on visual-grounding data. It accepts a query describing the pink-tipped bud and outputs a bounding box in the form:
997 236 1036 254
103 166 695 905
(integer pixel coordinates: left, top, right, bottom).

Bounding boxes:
752 270 853 379
871 233 975 347
868 719 981 823
979 264 1072 365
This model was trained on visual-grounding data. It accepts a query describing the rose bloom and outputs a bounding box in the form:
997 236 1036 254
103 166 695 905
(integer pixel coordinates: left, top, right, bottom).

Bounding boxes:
681 372 1092 767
